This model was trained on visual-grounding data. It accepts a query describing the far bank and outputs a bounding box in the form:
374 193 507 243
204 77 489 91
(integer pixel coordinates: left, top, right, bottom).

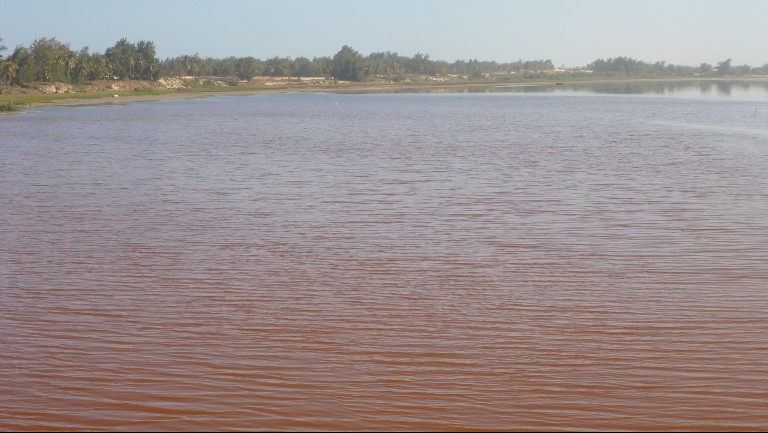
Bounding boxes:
3 75 767 112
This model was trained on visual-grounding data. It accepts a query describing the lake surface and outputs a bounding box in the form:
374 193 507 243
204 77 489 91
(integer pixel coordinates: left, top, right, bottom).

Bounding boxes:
2 83 768 431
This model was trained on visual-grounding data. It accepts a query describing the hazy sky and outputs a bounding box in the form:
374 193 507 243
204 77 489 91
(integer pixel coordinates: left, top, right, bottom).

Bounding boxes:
2 0 766 67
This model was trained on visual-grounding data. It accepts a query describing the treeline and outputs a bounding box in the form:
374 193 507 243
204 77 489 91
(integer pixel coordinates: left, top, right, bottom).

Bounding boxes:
162 47 556 82
0 37 559 86
0 37 160 86
587 56 768 77
2 36 768 90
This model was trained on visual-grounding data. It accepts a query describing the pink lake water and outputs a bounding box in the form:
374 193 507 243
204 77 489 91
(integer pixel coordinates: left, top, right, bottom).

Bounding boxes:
1 85 767 431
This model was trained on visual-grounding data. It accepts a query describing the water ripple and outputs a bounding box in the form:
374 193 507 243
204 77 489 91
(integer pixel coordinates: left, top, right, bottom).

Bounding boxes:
1 92 767 431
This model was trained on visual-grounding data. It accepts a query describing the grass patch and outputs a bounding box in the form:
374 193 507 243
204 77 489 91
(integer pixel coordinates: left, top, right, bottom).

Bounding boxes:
5 92 89 106
132 87 174 96
0 99 19 112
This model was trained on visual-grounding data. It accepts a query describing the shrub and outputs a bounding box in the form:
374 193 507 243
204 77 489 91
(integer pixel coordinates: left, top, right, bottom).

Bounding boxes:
0 100 18 112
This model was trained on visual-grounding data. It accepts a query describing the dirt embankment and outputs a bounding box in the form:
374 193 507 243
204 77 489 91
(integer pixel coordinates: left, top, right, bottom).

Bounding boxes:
10 77 207 95
9 75 340 96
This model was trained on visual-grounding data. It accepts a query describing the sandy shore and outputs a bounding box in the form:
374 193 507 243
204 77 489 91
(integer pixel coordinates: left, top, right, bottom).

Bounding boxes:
14 86 393 109
25 90 266 108
17 86 356 109
13 76 768 110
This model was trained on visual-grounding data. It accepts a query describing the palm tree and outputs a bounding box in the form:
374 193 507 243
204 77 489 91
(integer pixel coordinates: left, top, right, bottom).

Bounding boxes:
75 56 92 84
149 62 158 81
56 53 66 82
128 54 134 83
66 54 76 82
137 56 146 82
1 60 18 94
73 48 93 84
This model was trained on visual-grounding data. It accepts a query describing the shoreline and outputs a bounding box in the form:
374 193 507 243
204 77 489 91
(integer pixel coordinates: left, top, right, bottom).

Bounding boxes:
6 76 768 111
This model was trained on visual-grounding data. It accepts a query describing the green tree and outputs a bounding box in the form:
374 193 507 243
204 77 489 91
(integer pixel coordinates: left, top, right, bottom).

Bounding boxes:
716 58 732 76
331 45 367 82
588 57 649 76
212 56 236 78
136 40 159 81
105 38 137 80
292 56 312 79
234 56 258 81
313 56 333 78
181 54 201 78
1 59 18 93
9 46 35 84
72 47 94 84
698 63 714 75
733 64 752 76
92 53 112 80
63 52 76 82
30 37 73 81
410 52 430 75
265 56 290 77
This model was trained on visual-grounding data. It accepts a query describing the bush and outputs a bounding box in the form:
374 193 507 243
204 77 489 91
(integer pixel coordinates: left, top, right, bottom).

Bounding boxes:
0 100 18 112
